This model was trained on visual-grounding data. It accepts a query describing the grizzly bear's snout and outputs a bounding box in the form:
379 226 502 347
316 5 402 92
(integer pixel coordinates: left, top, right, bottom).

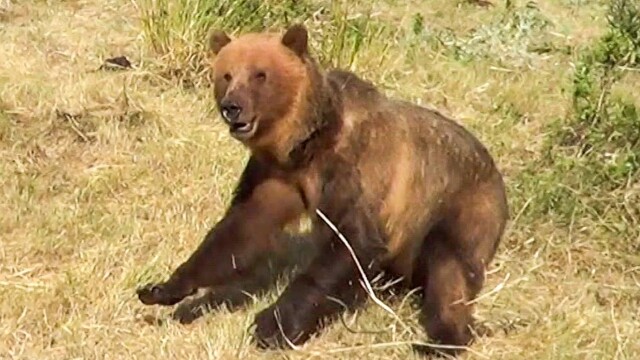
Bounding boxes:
218 97 258 140
220 99 242 123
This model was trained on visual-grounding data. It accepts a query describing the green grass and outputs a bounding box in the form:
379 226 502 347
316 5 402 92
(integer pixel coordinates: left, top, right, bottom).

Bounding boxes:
517 0 640 245
0 0 638 359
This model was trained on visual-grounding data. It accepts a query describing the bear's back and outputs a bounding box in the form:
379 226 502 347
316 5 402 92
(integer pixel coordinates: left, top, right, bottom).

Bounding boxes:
327 68 496 182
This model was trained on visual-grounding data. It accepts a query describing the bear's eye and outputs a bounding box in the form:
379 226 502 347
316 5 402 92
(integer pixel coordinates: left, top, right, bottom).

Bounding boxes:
223 73 232 82
255 71 267 82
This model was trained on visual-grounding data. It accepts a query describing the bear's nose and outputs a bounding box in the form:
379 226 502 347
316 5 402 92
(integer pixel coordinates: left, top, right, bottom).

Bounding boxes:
220 100 242 123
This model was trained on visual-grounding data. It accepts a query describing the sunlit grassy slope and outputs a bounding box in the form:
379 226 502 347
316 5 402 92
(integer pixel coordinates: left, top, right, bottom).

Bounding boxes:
1 0 638 359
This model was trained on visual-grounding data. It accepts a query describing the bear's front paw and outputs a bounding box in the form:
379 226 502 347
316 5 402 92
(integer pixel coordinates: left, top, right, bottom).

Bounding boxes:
253 304 314 349
136 283 187 306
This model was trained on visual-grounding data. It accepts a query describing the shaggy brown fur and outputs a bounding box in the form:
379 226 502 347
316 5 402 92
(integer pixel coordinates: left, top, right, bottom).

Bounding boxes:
136 24 509 357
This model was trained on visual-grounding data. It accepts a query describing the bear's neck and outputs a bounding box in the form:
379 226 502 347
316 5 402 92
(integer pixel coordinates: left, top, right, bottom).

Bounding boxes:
284 66 343 170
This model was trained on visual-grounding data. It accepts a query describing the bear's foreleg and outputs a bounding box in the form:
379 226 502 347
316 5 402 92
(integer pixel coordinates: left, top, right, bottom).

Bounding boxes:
137 158 306 306
253 199 386 349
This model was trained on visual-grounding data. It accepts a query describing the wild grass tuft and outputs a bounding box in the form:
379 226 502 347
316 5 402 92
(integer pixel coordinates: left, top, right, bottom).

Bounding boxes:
136 0 397 85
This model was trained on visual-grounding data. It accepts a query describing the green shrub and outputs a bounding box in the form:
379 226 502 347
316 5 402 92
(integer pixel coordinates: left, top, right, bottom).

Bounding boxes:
422 4 551 66
518 0 640 238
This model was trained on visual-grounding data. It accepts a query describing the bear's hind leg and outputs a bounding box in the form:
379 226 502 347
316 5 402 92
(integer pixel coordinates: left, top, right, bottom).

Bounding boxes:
417 230 478 357
417 184 507 357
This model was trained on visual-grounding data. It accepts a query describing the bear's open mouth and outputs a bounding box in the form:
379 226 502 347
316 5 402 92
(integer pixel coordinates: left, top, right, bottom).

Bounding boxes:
231 122 252 133
229 117 257 139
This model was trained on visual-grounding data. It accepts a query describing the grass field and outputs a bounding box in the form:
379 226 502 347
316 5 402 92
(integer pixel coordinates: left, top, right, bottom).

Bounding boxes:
1 0 639 359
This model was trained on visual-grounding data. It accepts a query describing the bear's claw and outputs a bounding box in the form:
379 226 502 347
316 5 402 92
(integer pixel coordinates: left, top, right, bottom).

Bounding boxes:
136 283 184 306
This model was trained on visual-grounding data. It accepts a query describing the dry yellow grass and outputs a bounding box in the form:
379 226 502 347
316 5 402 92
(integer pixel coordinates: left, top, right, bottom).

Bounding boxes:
1 0 638 359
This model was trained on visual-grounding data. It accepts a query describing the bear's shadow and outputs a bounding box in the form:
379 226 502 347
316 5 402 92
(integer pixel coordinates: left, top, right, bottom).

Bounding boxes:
170 232 320 324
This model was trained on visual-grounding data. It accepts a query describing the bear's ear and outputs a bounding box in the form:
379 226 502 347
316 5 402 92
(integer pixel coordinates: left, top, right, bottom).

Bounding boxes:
209 29 231 55
282 24 308 57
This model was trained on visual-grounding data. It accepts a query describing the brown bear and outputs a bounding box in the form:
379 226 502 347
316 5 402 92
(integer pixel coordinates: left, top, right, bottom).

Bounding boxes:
137 24 509 356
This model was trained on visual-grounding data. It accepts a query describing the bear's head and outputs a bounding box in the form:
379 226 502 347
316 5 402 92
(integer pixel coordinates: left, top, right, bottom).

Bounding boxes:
208 24 314 151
